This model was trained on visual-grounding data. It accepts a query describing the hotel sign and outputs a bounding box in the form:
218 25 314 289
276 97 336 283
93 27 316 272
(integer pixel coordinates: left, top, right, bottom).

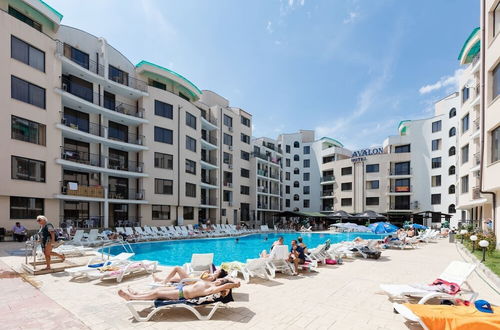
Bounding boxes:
351 147 384 163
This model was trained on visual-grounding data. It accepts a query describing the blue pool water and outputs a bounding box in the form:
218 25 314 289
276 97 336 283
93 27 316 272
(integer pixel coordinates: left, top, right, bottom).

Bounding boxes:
104 232 387 266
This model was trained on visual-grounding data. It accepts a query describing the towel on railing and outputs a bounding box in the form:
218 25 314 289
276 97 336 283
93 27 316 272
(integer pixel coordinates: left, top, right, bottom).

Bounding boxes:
68 182 78 190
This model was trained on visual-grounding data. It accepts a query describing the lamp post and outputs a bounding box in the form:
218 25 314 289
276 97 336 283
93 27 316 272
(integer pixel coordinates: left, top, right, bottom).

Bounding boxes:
460 230 468 244
470 235 478 252
479 240 489 262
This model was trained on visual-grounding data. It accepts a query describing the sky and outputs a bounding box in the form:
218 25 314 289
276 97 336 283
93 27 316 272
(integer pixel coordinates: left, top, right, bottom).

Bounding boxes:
47 0 478 150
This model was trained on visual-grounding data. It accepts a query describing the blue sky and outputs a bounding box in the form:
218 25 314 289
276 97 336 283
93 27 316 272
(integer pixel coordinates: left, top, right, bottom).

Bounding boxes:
48 0 478 149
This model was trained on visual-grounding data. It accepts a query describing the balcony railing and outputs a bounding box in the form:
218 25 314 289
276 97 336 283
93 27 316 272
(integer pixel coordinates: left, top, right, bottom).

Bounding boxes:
59 215 104 229
61 182 104 198
258 203 268 209
61 148 105 167
390 186 412 193
257 170 268 177
257 186 268 193
322 191 334 197
108 159 144 173
201 113 218 126
201 177 217 185
62 78 145 118
201 197 217 206
473 118 480 131
108 189 145 200
389 204 411 210
201 155 217 166
202 134 218 145
389 169 412 176
473 153 481 166
472 187 481 199
262 142 282 154
322 206 334 212
321 175 335 182
56 41 105 77
108 72 148 93
108 131 145 146
269 173 280 180
61 117 105 137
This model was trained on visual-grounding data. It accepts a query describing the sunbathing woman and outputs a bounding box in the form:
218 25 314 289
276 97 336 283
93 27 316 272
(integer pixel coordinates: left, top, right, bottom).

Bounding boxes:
119 278 241 301
152 266 227 285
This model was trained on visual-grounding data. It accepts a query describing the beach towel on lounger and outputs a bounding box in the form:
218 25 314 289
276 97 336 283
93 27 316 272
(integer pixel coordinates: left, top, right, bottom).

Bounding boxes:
153 289 234 308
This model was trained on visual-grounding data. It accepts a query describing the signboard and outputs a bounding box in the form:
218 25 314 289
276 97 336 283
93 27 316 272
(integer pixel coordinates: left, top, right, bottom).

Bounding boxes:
351 147 384 163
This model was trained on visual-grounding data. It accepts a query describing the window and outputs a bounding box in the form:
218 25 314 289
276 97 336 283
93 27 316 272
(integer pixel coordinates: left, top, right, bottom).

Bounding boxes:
303 172 310 181
449 165 456 175
286 145 291 153
293 168 300 175
461 144 469 164
186 136 196 152
449 146 456 156
63 108 89 133
11 36 45 72
303 200 310 208
341 198 352 206
449 108 456 118
449 204 456 214
285 199 290 207
286 172 290 180
223 152 232 164
449 185 455 194
431 194 441 205
494 62 500 99
9 6 42 31
366 197 379 206
341 182 352 191
152 205 170 220
394 178 410 192
184 207 194 220
223 133 233 146
366 164 379 173
149 79 166 90
154 100 173 119
285 185 290 194
241 133 250 144
367 180 379 189
154 126 173 144
155 179 173 194
11 156 45 182
11 76 45 109
241 116 251 127
223 190 232 202
462 86 470 103
293 155 300 161
241 150 250 161
431 175 441 187
223 114 233 127
154 152 173 169
461 175 469 193
395 144 411 153
431 157 442 169
241 168 250 178
431 139 441 151
303 186 310 195
492 126 500 163
108 121 128 142
303 146 310 154
462 114 469 133
293 181 299 188
341 167 352 175
285 159 291 167
11 115 45 145
186 112 196 129
303 159 310 168
293 194 300 201
293 141 300 148
186 183 197 197
179 92 190 101
495 2 500 37
432 120 442 133
108 65 128 86
240 185 250 195
186 159 196 175
10 196 43 219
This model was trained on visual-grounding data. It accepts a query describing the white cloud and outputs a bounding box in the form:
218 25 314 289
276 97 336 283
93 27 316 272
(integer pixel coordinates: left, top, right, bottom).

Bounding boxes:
266 21 273 34
419 68 464 94
343 11 359 24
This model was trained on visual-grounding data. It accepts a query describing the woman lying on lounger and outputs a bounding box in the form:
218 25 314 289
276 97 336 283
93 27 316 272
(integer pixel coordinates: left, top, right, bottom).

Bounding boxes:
118 278 241 301
152 266 228 285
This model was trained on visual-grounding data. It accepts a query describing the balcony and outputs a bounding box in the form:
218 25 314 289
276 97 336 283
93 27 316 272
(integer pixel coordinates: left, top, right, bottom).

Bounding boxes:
388 186 412 195
257 203 268 210
60 149 105 168
108 158 144 173
201 177 218 189
201 134 218 150
108 188 145 201
321 191 334 198
257 170 268 177
59 215 104 229
257 186 268 194
320 175 335 184
473 153 481 166
269 173 280 181
389 204 411 211
472 187 481 200
59 182 105 199
108 71 148 93
200 197 218 208
388 169 412 177
201 155 217 169
201 113 218 130
262 141 282 154
321 206 334 212
56 41 105 77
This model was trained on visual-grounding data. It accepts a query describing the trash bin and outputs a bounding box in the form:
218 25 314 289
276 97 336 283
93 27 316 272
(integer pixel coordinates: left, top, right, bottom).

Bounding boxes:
449 232 455 243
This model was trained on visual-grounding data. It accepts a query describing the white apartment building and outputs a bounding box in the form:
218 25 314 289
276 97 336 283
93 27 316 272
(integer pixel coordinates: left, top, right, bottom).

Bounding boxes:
0 0 252 230
250 137 283 227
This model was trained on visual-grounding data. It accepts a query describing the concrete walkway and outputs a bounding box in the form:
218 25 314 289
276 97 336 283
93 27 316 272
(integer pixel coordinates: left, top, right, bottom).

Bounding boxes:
0 239 498 329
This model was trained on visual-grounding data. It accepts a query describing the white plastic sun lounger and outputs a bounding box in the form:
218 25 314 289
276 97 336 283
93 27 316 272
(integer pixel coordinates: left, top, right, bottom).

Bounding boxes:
143 226 161 240
183 253 214 276
67 230 86 245
151 226 170 239
239 258 274 283
135 227 154 240
266 245 295 276
392 303 430 330
380 261 478 304
86 260 157 282
66 252 135 278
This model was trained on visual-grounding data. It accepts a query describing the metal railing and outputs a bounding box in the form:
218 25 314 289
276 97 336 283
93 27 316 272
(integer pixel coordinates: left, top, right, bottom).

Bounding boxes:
108 130 145 146
108 189 145 200
108 71 148 93
201 113 218 126
201 177 217 185
61 117 105 137
257 186 268 193
61 182 105 198
201 155 217 165
108 158 144 173
389 203 411 210
56 41 105 77
257 170 268 177
269 172 280 179
389 186 412 193
59 216 104 229
201 134 218 145
322 191 334 197
61 148 105 167
473 152 481 166
321 175 335 182
389 168 412 176
322 206 334 212
201 197 217 206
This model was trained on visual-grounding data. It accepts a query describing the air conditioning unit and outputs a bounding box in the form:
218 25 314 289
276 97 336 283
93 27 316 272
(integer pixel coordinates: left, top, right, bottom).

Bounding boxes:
228 126 233 132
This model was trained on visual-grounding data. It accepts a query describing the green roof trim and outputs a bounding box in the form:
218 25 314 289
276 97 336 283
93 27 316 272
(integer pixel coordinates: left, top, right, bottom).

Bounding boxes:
136 60 202 95
398 120 411 136
458 27 480 62
398 120 410 130
38 0 63 20
320 136 344 147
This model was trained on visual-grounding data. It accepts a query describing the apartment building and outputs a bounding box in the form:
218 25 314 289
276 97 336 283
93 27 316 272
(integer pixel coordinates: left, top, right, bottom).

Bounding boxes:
250 137 283 226
0 0 252 230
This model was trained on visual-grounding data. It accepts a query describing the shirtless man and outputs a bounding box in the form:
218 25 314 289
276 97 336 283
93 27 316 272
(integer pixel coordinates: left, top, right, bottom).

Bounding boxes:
152 266 227 285
118 278 240 301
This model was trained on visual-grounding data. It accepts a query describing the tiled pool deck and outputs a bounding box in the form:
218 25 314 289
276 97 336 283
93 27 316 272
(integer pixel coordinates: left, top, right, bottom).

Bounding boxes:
0 238 498 329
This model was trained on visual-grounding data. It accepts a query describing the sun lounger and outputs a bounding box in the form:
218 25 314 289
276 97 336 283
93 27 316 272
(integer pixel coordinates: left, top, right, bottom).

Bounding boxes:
67 230 86 245
86 260 157 282
126 290 234 321
266 245 295 276
125 227 143 241
135 227 154 240
183 253 215 276
151 226 170 239
65 252 135 278
237 258 274 282
380 261 478 304
143 226 161 240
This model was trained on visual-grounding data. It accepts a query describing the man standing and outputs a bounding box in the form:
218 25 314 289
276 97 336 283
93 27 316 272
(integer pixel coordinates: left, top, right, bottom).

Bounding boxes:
12 222 27 242
36 215 64 270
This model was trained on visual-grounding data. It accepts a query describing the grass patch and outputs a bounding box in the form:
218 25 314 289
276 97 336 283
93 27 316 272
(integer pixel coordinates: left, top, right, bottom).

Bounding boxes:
463 241 500 277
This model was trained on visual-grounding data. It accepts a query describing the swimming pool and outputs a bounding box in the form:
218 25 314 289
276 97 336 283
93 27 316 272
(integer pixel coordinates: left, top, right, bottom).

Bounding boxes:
104 232 387 266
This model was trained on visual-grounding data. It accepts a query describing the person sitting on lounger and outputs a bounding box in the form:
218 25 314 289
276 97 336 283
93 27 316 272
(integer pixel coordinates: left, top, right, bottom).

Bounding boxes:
297 236 308 254
288 240 305 274
118 278 241 301
260 236 284 257
153 266 228 285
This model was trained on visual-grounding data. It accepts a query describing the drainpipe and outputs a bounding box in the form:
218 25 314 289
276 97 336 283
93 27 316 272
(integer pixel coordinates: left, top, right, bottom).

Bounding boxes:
177 105 182 226
479 0 497 233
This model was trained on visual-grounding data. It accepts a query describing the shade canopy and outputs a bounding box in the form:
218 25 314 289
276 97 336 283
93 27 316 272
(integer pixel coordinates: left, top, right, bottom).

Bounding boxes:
368 222 399 234
328 210 353 219
411 223 427 230
354 210 386 219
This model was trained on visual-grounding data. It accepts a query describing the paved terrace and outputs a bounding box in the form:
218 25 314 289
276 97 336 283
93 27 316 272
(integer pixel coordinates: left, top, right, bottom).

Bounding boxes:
0 238 499 330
